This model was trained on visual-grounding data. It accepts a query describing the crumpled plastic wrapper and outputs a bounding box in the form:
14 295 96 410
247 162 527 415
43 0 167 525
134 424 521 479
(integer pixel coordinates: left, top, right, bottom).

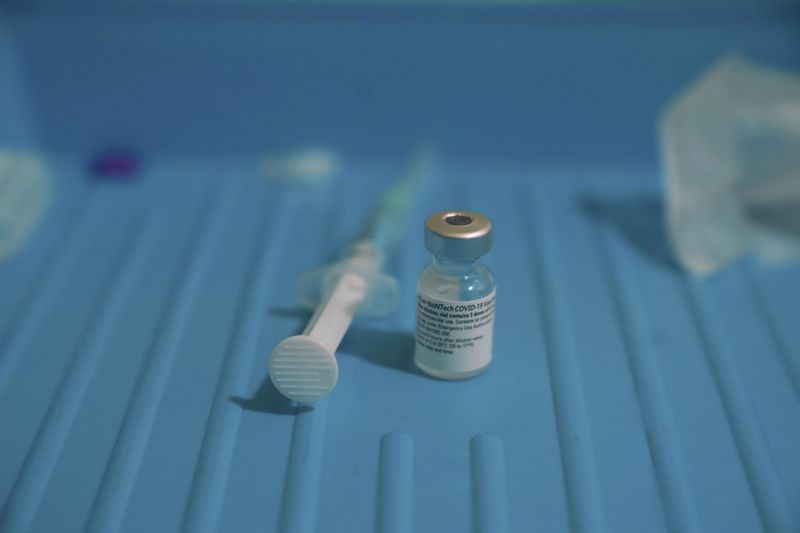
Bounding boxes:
659 55 800 277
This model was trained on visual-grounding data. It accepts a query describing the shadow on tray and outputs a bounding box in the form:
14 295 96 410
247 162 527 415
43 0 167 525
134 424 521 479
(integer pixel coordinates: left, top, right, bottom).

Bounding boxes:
340 325 418 375
230 379 313 415
579 194 681 272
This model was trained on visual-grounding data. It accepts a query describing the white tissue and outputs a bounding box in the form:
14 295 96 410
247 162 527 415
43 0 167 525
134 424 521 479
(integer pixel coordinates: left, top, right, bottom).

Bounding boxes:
0 150 50 262
260 147 340 186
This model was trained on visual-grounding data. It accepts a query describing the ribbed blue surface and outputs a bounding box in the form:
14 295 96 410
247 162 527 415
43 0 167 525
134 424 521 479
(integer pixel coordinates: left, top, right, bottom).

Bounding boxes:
1 5 800 533
0 162 797 533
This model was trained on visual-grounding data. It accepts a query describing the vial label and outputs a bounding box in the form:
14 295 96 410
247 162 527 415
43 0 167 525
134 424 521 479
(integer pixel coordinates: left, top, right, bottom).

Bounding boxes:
414 289 496 377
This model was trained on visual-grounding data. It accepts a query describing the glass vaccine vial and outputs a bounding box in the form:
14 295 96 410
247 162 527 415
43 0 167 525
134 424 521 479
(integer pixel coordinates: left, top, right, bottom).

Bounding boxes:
414 210 496 379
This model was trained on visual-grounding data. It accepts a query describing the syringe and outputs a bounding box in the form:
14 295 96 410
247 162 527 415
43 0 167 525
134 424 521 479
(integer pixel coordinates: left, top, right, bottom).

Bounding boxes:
268 150 431 402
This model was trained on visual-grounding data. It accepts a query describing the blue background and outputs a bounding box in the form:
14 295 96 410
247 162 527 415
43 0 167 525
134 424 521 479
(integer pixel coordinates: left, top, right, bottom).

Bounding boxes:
0 3 799 532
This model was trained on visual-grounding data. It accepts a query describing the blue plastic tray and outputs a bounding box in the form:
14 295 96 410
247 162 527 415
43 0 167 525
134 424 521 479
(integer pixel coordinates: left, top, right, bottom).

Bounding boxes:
1 4 799 533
